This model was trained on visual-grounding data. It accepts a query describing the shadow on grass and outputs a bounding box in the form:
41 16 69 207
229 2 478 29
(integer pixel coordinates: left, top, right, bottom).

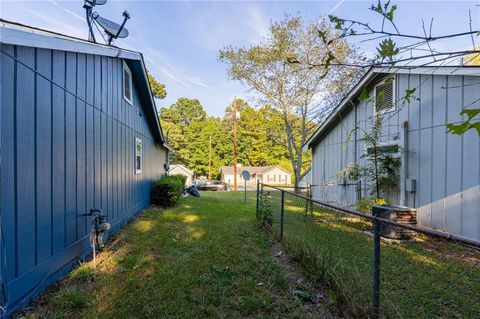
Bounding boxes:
272 200 480 319
20 192 311 319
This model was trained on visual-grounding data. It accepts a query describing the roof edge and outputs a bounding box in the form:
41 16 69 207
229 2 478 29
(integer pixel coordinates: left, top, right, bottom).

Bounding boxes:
169 164 194 175
303 67 376 150
0 19 141 60
303 65 480 150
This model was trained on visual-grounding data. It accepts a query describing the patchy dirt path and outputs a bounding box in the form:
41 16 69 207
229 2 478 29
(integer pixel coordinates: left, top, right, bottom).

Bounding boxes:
270 241 342 319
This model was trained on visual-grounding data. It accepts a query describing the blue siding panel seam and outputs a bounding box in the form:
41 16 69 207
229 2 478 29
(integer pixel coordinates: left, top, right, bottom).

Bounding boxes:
13 46 18 278
33 47 38 266
63 52 67 249
50 50 54 257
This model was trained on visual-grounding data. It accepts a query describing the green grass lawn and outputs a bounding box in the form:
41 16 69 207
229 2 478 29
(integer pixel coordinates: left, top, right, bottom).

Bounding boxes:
267 192 480 319
20 192 312 319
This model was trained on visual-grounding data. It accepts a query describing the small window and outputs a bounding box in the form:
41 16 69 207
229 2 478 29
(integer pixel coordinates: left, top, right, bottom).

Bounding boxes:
374 78 395 114
366 143 399 157
123 61 133 105
135 137 143 174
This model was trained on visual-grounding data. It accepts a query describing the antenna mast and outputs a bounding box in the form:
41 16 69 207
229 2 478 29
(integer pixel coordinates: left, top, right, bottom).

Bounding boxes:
83 1 96 42
83 0 130 45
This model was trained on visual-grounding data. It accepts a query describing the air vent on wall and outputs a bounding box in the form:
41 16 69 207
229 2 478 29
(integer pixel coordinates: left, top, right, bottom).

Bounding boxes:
375 80 394 113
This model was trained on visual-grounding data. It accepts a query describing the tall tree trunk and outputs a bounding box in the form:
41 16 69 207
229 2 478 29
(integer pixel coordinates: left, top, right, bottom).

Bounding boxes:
294 152 302 193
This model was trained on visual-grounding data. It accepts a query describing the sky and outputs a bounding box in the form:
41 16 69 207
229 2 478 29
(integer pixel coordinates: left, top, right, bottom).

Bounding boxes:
1 0 479 116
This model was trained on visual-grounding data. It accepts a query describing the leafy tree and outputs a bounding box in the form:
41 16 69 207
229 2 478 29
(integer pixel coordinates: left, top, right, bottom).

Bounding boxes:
160 98 214 176
344 116 400 199
220 16 360 189
160 97 301 180
147 70 167 99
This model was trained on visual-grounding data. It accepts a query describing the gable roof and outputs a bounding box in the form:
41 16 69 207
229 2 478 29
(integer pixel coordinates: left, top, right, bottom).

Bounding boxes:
304 65 480 150
220 166 291 176
169 164 194 176
0 19 166 145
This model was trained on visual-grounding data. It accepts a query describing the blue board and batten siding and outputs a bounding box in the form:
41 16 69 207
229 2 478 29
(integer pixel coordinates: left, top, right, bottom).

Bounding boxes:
0 43 167 314
310 71 480 241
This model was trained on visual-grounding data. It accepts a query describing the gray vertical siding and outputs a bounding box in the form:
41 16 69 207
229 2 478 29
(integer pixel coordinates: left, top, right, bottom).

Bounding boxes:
0 43 167 313
311 72 480 241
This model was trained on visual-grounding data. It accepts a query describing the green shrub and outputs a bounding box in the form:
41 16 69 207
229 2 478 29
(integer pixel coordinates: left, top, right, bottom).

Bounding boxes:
151 174 187 207
355 198 388 214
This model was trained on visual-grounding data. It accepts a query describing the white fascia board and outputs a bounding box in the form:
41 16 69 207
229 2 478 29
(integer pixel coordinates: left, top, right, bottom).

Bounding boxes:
0 23 141 61
373 66 480 76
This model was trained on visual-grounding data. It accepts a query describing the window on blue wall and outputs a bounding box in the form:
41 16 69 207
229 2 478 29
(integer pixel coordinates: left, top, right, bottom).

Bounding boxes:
135 137 143 174
366 143 399 157
123 61 133 105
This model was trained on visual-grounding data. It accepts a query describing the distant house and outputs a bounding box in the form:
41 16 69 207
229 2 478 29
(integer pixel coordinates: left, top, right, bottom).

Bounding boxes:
0 19 170 315
304 66 480 241
220 166 292 185
169 164 195 185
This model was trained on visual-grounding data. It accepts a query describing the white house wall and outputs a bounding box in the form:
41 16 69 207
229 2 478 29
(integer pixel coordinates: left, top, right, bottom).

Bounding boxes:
311 73 480 241
169 167 193 185
264 168 291 185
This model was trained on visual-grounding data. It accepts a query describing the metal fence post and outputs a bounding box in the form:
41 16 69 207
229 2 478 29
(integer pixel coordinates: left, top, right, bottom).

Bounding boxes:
309 184 314 218
357 180 362 201
256 180 260 215
304 186 309 221
372 215 381 318
280 190 285 241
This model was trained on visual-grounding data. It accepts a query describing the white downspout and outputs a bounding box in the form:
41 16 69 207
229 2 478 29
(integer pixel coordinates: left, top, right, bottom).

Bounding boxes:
400 121 408 206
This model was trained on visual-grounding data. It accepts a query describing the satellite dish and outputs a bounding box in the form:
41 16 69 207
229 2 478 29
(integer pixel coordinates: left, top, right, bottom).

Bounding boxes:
85 0 107 6
93 13 129 38
83 0 130 45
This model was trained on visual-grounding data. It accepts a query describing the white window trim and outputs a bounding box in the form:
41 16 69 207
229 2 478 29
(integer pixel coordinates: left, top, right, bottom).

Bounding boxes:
135 137 143 174
123 61 133 105
373 77 396 116
364 141 400 159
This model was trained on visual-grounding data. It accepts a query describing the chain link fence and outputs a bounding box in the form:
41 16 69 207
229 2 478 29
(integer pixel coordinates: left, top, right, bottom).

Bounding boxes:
309 183 360 209
257 182 480 319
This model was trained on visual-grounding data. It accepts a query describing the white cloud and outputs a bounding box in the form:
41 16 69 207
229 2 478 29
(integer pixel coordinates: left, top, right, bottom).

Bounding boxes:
328 0 345 14
1 1 86 38
245 6 270 41
159 67 191 88
23 6 85 38
185 76 208 88
46 0 85 22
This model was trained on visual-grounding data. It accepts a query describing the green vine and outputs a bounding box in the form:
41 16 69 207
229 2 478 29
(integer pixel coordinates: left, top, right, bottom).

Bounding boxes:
257 191 273 230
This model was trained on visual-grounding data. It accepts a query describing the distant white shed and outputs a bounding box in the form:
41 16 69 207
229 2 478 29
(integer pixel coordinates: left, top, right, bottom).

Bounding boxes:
169 164 195 185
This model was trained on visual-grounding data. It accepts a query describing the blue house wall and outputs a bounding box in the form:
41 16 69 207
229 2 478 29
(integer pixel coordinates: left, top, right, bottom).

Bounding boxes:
308 69 480 242
0 42 168 316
